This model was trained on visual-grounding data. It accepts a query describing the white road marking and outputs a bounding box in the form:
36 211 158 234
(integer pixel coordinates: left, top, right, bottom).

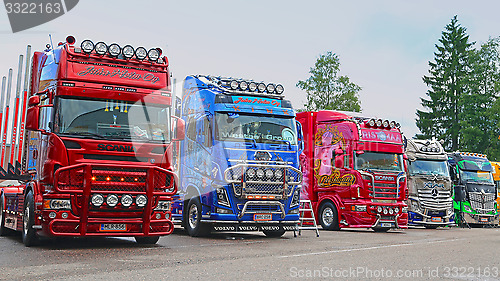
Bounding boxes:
279 238 464 258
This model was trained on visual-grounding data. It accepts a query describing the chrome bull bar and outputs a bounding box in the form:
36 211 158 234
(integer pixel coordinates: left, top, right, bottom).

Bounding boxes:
238 201 287 219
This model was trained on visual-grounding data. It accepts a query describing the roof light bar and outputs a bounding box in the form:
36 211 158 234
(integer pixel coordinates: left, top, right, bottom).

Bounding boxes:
108 43 121 57
75 38 162 62
122 45 135 59
81 40 94 53
148 48 160 62
94 42 107 55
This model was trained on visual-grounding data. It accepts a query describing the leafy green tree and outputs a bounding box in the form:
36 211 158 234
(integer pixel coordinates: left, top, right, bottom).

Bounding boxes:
416 16 475 151
297 52 362 112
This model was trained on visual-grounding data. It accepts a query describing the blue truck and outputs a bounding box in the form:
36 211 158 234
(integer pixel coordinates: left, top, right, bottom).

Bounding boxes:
172 75 303 237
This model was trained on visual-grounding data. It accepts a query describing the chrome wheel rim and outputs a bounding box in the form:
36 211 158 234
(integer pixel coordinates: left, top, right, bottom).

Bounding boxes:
322 207 334 226
188 204 198 230
23 203 30 236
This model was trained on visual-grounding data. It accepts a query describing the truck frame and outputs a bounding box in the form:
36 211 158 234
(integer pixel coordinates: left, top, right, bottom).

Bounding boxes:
297 111 408 232
0 36 183 246
405 139 454 228
172 75 302 237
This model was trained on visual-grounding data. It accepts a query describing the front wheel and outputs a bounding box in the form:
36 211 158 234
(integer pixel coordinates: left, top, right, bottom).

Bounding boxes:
135 236 160 245
22 191 39 247
319 202 340 230
185 197 211 237
263 229 286 238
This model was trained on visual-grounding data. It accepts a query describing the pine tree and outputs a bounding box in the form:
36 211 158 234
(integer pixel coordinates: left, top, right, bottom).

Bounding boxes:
416 16 475 151
297 52 362 112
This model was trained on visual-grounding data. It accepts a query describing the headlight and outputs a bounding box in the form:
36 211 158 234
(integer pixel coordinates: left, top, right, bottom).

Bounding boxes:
257 83 266 93
265 169 274 178
383 208 388 215
230 80 239 90
394 207 399 213
383 120 389 128
376 119 382 127
106 194 119 207
390 121 396 128
266 83 275 93
155 201 171 211
377 206 383 213
122 45 135 59
148 48 160 61
275 169 283 179
108 43 121 57
121 195 133 207
389 208 394 215
81 40 94 53
94 42 107 55
135 47 147 60
368 119 376 127
91 194 104 207
136 195 147 207
275 84 284 94
256 168 265 179
47 199 71 210
239 81 248 91
249 82 257 92
246 168 256 178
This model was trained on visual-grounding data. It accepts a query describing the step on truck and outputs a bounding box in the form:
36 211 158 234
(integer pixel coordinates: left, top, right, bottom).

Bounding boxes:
172 75 303 237
297 111 408 232
448 152 499 226
405 139 454 228
0 36 184 246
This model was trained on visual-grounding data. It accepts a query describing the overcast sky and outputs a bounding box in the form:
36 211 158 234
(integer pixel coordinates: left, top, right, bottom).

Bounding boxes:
0 0 499 140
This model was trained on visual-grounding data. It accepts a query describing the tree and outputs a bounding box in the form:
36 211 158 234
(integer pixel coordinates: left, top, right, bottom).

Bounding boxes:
416 16 475 151
297 52 362 112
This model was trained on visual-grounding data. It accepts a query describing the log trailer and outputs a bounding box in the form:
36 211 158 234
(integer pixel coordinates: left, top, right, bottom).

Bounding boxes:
0 36 183 246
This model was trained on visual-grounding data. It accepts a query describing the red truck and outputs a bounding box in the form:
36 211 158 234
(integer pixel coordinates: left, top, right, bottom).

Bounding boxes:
297 111 408 231
0 36 183 246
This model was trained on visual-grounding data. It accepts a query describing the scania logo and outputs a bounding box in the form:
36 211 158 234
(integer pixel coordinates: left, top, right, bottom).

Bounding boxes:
375 175 394 181
97 144 135 152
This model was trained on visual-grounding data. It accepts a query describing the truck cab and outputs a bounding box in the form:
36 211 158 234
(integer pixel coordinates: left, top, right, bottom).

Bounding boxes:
448 152 499 226
172 75 302 237
405 139 454 228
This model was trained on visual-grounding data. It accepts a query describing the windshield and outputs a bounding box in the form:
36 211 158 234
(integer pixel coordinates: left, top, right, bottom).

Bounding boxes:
459 170 494 184
408 159 450 177
354 151 404 172
214 112 297 145
55 96 171 142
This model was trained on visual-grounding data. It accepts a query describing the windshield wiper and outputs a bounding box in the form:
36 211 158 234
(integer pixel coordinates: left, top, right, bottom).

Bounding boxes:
60 132 106 139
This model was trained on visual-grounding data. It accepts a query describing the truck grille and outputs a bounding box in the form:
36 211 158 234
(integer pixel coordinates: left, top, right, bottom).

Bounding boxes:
469 192 496 214
417 189 453 210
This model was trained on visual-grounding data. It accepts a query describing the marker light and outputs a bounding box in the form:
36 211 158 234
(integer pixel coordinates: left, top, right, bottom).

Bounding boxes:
108 43 121 57
265 169 274 178
81 40 94 53
94 42 107 55
377 206 383 213
275 169 283 179
230 80 239 90
136 195 147 207
246 168 256 178
121 195 133 207
106 194 119 207
148 48 160 61
257 83 266 93
249 82 257 92
135 47 147 60
239 81 248 91
383 208 388 215
91 194 104 207
122 45 135 59
266 83 276 93
256 168 265 179
275 84 284 94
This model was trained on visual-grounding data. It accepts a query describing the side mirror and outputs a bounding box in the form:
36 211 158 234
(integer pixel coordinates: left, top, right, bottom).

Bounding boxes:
454 185 466 202
296 121 304 153
26 106 39 131
28 95 40 106
403 154 408 160
172 116 185 141
355 150 364 155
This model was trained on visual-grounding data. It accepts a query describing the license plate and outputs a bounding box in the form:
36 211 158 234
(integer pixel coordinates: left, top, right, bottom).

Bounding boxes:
254 214 272 221
431 217 442 222
480 217 488 222
381 222 393 228
100 224 127 232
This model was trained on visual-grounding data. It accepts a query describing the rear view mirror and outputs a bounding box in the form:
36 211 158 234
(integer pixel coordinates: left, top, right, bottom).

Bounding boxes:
172 116 185 141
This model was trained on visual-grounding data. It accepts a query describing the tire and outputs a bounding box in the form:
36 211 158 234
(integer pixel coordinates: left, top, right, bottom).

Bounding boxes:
319 202 340 230
0 194 14 236
135 236 160 245
185 197 211 237
263 229 286 238
372 227 390 232
22 191 39 247
425 225 439 229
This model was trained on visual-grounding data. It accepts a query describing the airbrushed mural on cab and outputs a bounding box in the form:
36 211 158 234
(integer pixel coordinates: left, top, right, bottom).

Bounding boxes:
313 123 355 188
